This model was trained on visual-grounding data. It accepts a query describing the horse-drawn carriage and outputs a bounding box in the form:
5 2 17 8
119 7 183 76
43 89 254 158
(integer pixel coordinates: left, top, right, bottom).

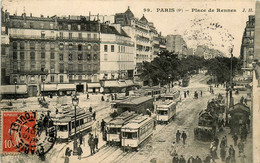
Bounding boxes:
194 111 217 141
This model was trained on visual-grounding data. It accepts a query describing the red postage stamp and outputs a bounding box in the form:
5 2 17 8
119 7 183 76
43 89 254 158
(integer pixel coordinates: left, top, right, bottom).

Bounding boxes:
2 112 37 154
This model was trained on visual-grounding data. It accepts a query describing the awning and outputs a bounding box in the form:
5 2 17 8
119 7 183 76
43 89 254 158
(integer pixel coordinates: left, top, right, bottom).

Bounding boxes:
41 84 57 91
0 85 27 94
87 83 101 88
57 84 76 91
104 81 120 87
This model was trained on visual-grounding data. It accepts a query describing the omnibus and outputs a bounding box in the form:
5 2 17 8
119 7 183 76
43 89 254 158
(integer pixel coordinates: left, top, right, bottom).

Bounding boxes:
156 101 177 124
51 105 92 141
121 115 155 149
106 111 138 145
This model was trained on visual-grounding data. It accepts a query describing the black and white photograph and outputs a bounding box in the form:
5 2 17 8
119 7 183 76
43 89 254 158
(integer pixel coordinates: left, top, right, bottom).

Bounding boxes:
0 0 260 162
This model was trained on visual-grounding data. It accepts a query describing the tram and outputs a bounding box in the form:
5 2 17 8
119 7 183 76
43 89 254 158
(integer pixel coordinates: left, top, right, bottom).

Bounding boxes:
121 115 155 149
156 101 177 124
106 111 138 145
51 105 92 141
161 91 180 102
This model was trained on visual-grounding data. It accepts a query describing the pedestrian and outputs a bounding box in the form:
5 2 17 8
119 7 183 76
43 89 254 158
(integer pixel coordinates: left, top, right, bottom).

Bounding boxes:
181 131 187 145
220 137 226 149
238 140 244 157
184 91 187 98
232 134 238 146
176 130 181 143
114 93 117 100
88 135 95 155
204 154 212 163
56 108 59 114
101 95 105 101
244 98 247 105
87 93 89 99
179 155 186 163
92 111 96 121
101 119 106 133
77 144 83 160
111 94 114 100
187 155 195 163
225 155 231 163
200 90 203 97
224 136 228 147
94 135 99 150
240 96 244 104
187 90 189 96
172 154 179 163
64 147 72 163
195 156 202 163
241 125 248 141
220 146 226 161
38 146 45 161
89 106 93 113
229 145 236 163
214 136 219 149
79 133 83 145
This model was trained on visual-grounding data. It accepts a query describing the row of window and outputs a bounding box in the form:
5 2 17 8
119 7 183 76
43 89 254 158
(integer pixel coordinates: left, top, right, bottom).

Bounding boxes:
104 44 132 53
13 42 99 51
59 32 98 39
13 62 98 73
13 52 98 61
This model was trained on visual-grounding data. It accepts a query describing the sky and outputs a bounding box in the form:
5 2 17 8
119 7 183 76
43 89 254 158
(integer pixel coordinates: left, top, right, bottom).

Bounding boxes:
1 0 256 57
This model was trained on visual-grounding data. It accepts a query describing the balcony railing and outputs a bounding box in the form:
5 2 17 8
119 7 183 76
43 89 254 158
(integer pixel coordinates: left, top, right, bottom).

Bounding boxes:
10 34 55 40
57 36 99 42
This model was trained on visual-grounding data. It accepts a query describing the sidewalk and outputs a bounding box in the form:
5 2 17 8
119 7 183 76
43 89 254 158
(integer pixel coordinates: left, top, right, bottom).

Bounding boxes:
55 125 107 163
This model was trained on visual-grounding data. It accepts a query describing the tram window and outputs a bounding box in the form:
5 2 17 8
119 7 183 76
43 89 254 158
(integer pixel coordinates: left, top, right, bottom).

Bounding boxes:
76 120 80 127
157 110 167 115
80 119 84 125
108 128 120 134
122 132 137 139
59 125 67 131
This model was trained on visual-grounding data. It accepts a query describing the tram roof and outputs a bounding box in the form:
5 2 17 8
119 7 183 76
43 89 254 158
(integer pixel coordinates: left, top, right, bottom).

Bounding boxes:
51 105 91 122
116 96 153 105
108 111 137 126
156 100 176 107
121 115 152 129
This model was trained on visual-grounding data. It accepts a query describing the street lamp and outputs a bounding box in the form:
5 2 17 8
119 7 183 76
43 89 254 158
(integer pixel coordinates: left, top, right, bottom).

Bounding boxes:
14 81 17 100
42 79 45 99
72 95 79 155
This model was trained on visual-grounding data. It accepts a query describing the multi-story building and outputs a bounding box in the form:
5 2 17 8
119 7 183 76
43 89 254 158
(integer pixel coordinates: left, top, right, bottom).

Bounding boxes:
99 24 134 80
1 10 11 85
240 15 255 76
114 7 161 76
166 35 188 58
1 9 134 96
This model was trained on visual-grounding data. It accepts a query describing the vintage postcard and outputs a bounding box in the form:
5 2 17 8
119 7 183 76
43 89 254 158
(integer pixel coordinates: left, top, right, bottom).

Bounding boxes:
1 0 259 162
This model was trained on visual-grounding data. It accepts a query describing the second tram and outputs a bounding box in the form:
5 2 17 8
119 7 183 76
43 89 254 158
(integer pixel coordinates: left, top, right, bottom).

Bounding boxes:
156 101 177 124
51 105 92 141
121 115 155 149
106 111 138 145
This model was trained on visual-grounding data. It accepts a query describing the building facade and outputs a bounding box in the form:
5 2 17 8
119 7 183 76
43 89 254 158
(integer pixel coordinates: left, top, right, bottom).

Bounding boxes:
240 15 255 76
114 7 162 76
1 9 133 96
99 24 135 80
166 35 188 58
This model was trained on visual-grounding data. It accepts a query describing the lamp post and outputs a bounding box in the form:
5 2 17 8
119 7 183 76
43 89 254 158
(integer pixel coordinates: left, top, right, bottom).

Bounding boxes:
72 95 79 155
14 81 17 100
42 79 45 99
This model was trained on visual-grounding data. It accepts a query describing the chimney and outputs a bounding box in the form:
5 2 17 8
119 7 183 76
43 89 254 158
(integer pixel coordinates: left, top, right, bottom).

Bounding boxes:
40 14 44 18
30 13 32 17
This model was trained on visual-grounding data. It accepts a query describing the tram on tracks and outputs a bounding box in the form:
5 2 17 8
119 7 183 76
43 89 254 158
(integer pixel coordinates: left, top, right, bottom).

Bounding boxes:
106 111 138 145
121 115 155 149
156 100 177 124
51 105 92 141
160 91 180 102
